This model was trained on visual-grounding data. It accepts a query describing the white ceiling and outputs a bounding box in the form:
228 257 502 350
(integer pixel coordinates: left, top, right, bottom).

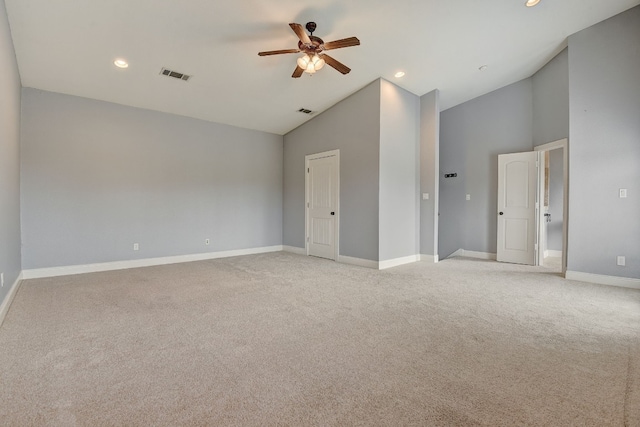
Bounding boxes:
5 0 640 135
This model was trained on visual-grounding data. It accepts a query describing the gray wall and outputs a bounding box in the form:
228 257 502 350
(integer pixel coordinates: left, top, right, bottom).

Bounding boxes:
547 149 563 252
531 48 568 256
20 89 283 269
0 0 21 304
283 81 381 261
420 90 440 258
532 48 569 146
439 80 534 257
438 112 465 258
379 79 420 261
567 6 640 278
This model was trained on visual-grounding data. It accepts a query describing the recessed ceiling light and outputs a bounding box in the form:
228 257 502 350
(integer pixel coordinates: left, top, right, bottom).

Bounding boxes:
394 71 405 78
479 65 488 71
525 0 540 7
114 59 129 69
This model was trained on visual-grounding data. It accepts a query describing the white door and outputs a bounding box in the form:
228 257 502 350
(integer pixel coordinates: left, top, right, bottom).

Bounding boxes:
497 151 539 265
306 152 339 260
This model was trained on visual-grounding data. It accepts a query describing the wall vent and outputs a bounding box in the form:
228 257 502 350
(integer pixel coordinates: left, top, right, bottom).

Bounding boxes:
160 67 191 81
298 108 314 114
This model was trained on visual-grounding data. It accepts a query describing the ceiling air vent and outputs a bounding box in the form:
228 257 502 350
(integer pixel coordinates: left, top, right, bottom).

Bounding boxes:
298 108 314 115
160 67 191 81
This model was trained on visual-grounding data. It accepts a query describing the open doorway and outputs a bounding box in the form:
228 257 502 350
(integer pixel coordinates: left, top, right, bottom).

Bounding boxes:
534 139 568 275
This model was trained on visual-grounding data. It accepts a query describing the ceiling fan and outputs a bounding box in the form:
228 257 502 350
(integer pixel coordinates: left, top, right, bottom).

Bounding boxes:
258 22 360 78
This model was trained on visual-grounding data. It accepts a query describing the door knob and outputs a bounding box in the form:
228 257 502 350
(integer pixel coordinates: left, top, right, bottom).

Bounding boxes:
499 212 504 215
331 212 335 215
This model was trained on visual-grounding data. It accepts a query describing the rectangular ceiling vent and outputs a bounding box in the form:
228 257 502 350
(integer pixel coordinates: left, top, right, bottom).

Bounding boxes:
298 108 314 115
160 67 191 81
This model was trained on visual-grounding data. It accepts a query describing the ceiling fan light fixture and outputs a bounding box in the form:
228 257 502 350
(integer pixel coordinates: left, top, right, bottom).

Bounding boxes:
525 0 541 7
305 63 317 74
297 54 311 69
312 55 325 70
297 54 325 74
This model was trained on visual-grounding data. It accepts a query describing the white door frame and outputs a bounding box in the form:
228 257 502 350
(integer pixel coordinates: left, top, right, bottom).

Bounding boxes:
534 138 569 276
305 150 340 261
536 150 544 266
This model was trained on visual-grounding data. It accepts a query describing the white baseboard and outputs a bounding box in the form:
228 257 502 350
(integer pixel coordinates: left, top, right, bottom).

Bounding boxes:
379 255 420 270
0 272 23 327
420 254 439 263
454 249 497 260
22 245 284 280
545 250 562 258
565 271 640 290
337 255 378 269
282 245 306 256
447 249 496 260
286 250 419 270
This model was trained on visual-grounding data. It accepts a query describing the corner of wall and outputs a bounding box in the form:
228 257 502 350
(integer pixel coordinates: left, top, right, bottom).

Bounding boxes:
378 80 421 261
0 0 24 320
419 89 440 258
0 271 23 328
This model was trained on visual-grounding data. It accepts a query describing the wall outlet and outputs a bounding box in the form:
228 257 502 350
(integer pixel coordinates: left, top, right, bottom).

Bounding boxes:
617 256 625 266
205 239 210 245
1 272 3 288
466 194 471 201
133 243 139 251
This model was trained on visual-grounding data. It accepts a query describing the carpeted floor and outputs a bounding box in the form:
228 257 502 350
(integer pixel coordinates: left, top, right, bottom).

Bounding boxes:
1 252 639 426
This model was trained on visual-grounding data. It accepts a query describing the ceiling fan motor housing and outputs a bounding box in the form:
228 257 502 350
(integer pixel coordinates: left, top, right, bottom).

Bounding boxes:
298 36 324 55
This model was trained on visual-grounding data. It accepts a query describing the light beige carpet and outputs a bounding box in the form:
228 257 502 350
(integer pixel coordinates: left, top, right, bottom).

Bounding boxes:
1 253 639 426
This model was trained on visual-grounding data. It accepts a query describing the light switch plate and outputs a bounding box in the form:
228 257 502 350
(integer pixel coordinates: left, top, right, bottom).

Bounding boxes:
619 189 627 198
422 193 429 200
466 194 471 201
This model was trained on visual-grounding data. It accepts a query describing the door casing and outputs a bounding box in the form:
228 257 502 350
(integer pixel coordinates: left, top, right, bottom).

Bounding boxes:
534 139 568 276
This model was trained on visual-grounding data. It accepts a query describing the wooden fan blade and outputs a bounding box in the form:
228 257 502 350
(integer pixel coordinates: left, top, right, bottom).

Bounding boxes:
323 37 360 51
322 54 351 75
292 66 304 78
289 23 312 46
258 49 300 56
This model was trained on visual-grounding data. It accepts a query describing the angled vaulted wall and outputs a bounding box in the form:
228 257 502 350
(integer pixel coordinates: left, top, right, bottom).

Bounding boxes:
284 79 423 264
